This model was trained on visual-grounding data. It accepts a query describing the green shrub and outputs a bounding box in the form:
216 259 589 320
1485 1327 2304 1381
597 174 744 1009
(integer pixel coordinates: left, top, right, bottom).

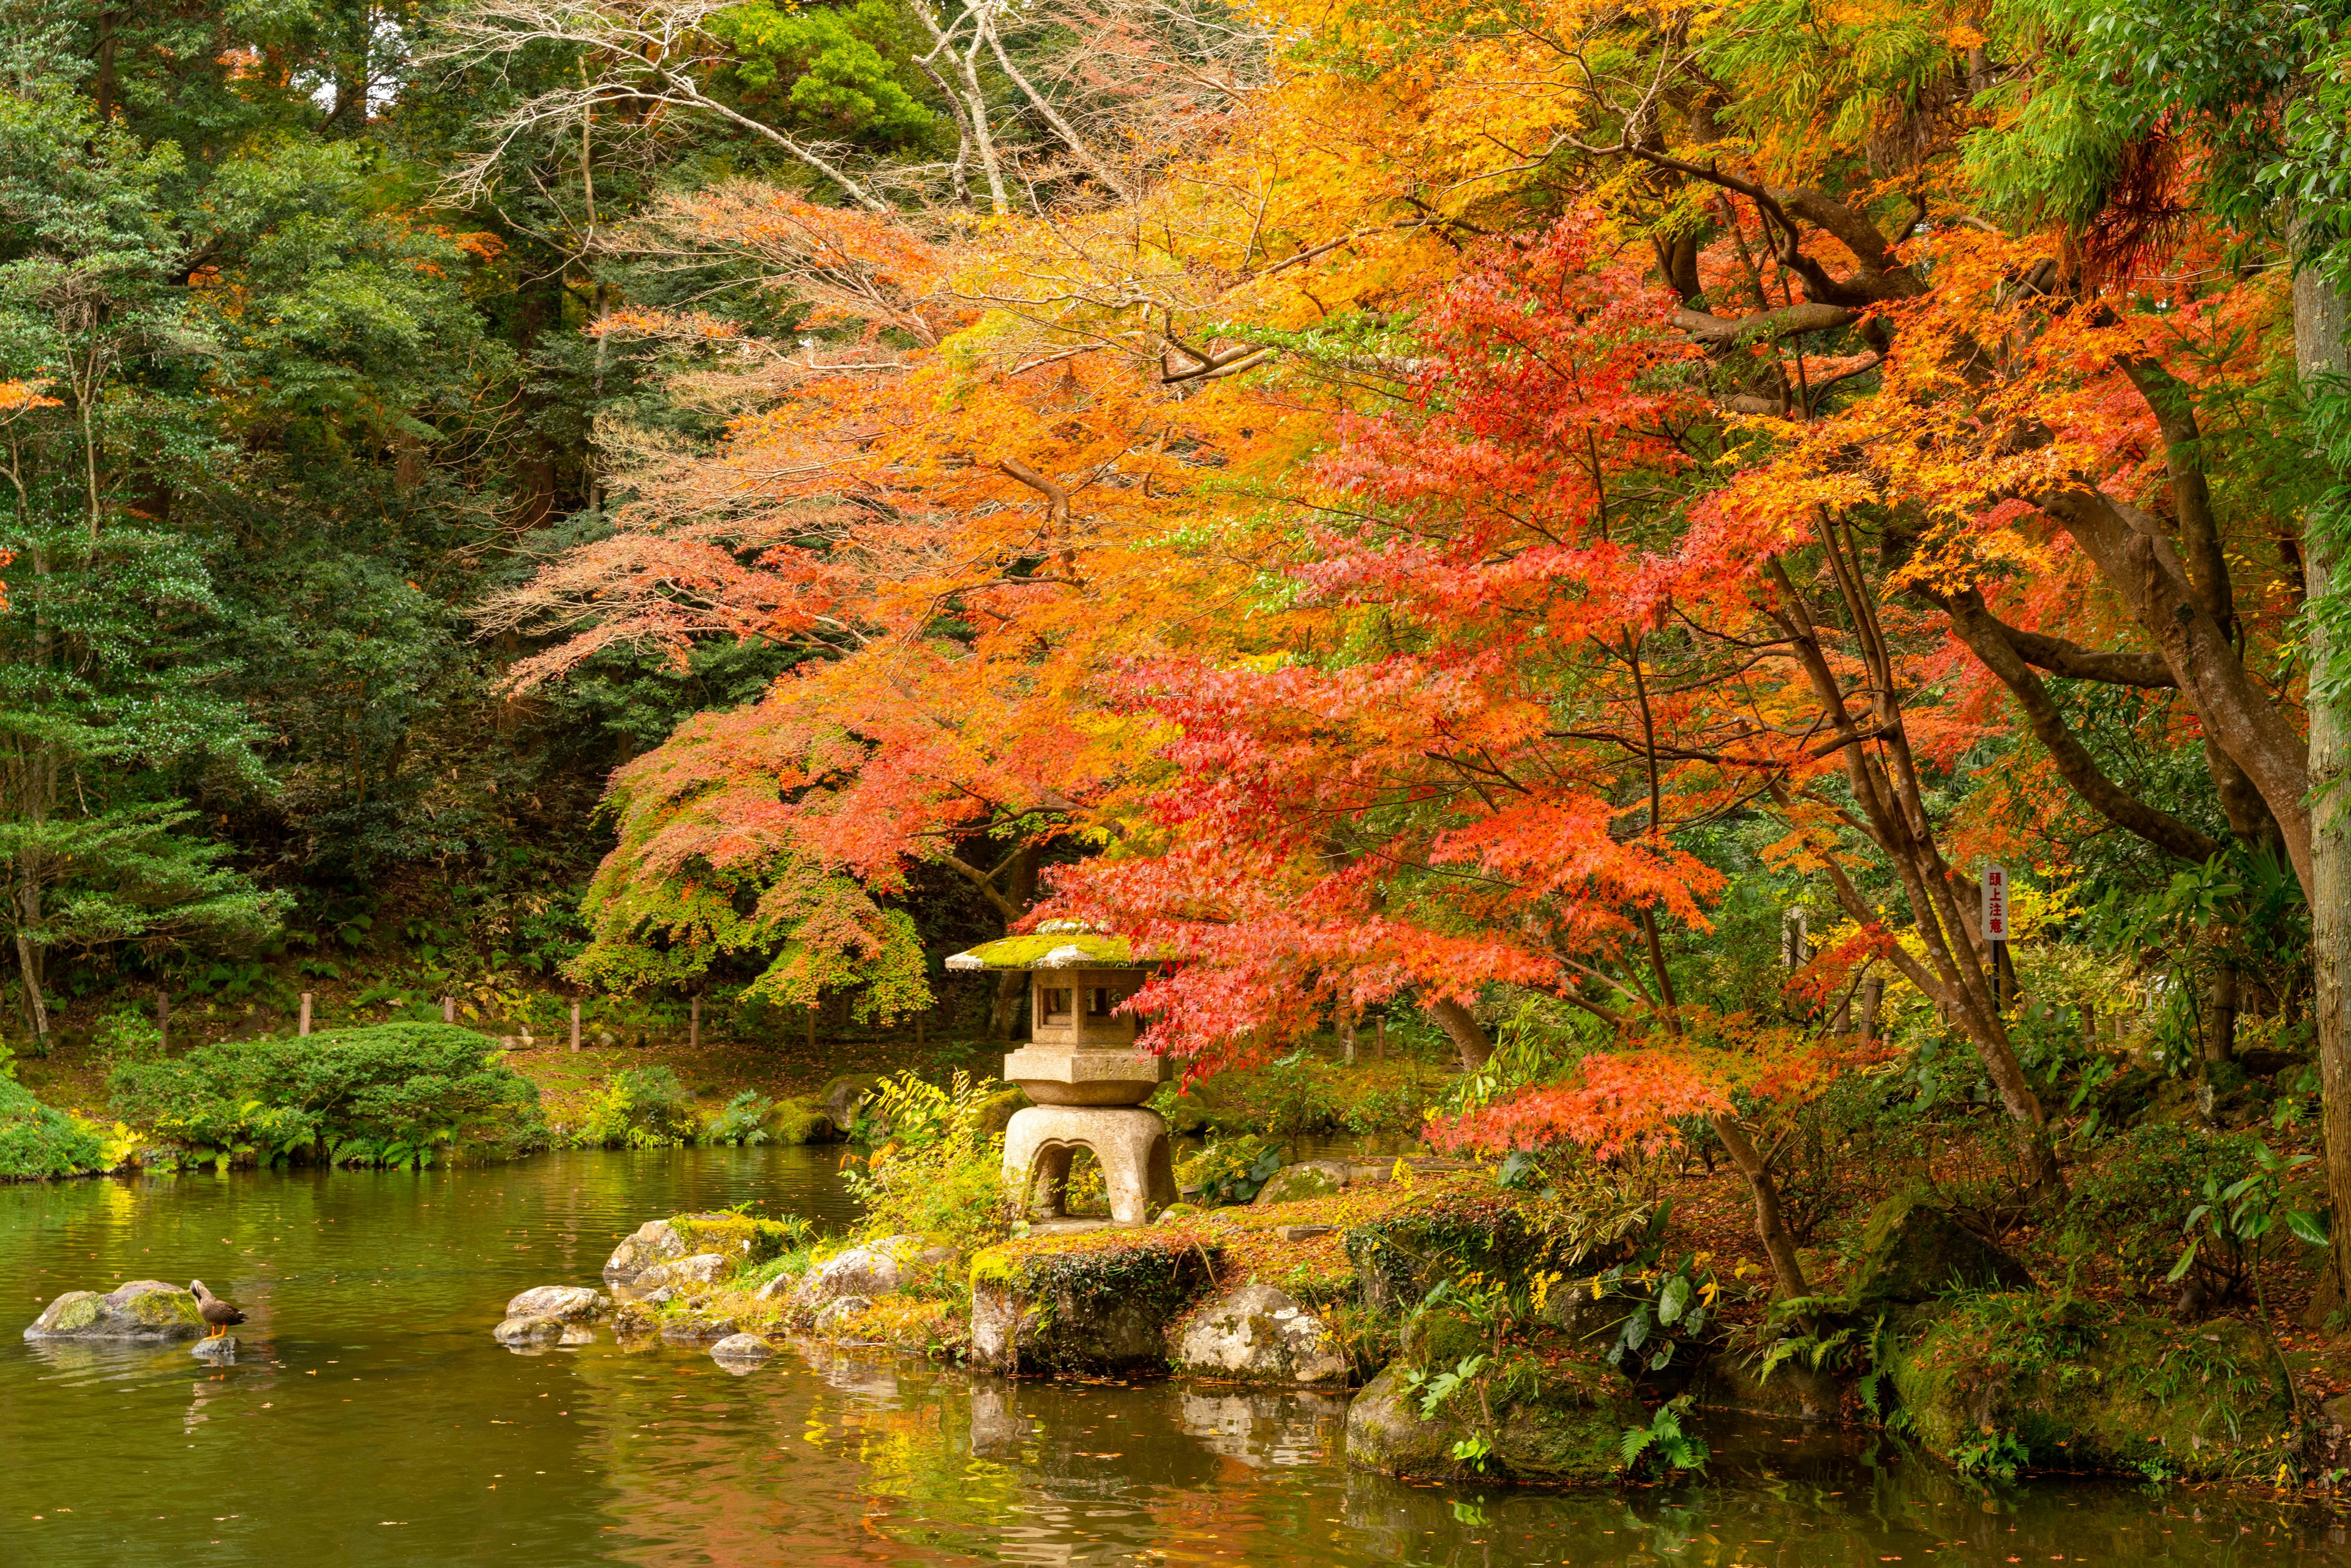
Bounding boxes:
108 1022 541 1168
91 1006 163 1068
707 1090 773 1146
2063 1123 2260 1301
844 1071 1013 1257
580 1065 700 1148
0 1077 106 1179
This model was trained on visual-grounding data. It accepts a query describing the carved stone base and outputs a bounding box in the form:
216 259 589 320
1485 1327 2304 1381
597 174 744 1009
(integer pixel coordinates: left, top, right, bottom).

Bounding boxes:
1003 1105 1177 1226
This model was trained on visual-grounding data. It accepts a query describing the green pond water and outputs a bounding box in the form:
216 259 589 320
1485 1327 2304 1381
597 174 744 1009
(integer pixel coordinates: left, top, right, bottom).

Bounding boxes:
2 1147 2345 1566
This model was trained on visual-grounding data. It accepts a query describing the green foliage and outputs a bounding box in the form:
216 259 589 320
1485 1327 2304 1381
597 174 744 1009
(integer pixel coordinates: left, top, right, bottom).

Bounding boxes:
706 1089 774 1146
710 1 935 146
105 1022 542 1168
1177 1132 1282 1206
580 1065 700 1149
2165 1139 2330 1322
0 1075 105 1178
2063 1123 2262 1300
843 1070 1013 1254
1619 1394 1709 1478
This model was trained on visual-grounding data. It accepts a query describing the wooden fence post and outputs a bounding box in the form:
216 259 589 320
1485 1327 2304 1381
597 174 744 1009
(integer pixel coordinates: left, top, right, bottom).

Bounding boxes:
443 995 456 1022
299 993 312 1037
570 1000 582 1054
690 992 701 1051
157 989 170 1053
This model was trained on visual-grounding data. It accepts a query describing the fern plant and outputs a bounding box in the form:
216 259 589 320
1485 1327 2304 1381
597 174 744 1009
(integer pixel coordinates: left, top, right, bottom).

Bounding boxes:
1619 1395 1709 1479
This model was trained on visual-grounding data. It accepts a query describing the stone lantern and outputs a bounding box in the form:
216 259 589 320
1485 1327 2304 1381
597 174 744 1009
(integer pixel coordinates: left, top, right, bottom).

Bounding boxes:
945 926 1176 1225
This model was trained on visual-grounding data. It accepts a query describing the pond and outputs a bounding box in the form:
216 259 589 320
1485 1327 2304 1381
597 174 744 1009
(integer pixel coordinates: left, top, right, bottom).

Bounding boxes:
2 1147 2344 1566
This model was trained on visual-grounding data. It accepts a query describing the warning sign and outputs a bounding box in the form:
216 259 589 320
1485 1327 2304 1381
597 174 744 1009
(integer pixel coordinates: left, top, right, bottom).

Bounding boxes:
1982 864 2009 943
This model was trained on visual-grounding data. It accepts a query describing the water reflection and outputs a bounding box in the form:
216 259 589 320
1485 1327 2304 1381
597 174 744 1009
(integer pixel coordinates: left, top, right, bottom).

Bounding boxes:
0 1148 2344 1567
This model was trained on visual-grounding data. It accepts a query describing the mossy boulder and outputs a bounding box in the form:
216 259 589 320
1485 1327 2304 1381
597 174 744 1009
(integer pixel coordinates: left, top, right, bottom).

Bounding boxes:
1345 1338 1641 1484
25 1280 204 1341
1886 1295 2296 1479
820 1074 884 1132
1253 1161 1348 1206
970 1232 1222 1373
1850 1191 2034 1306
771 1100 840 1145
975 1086 1029 1135
603 1212 798 1283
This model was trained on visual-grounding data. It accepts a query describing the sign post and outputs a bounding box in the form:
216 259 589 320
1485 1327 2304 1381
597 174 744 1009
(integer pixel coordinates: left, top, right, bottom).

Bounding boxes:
1982 864 2011 1007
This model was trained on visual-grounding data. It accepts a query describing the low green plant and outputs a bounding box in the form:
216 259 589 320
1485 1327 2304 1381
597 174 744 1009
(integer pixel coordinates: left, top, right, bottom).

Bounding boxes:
580 1065 699 1149
706 1090 774 1146
2167 1138 2329 1331
2063 1123 2262 1302
91 1006 163 1068
1952 1427 2031 1479
0 1077 106 1179
108 1023 542 1168
1178 1133 1283 1206
843 1070 1014 1256
1620 1395 1709 1478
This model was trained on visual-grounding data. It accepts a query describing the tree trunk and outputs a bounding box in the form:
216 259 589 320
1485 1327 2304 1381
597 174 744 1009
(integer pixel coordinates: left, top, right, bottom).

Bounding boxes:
1424 997 1493 1070
2295 239 2351 1297
989 971 1026 1040
1712 1114 1810 1300
2203 966 2238 1065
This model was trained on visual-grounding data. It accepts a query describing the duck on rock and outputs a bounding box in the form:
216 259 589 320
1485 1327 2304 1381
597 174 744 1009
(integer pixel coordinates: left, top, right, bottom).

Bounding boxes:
190 1280 245 1338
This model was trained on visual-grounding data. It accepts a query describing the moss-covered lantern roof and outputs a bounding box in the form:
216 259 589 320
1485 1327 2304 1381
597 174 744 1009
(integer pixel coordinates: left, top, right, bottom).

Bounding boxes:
943 924 1161 971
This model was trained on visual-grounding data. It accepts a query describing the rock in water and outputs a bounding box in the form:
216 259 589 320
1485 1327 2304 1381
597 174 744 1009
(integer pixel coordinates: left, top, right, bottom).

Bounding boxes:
1850 1191 2034 1305
602 1220 692 1285
24 1281 205 1342
1175 1284 1348 1384
811 1296 874 1338
794 1236 950 1313
710 1333 775 1369
192 1336 238 1362
1345 1354 1641 1484
659 1309 739 1345
634 1253 730 1291
493 1315 566 1347
504 1286 609 1324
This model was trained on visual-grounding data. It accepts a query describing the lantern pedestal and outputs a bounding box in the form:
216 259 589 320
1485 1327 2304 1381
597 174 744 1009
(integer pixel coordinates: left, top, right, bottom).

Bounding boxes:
1003 1105 1177 1226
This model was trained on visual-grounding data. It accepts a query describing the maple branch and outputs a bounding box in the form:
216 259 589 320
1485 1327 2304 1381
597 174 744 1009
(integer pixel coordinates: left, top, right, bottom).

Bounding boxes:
1930 587 2222 863
996 458 1071 526
1673 302 1856 346
939 853 1024 922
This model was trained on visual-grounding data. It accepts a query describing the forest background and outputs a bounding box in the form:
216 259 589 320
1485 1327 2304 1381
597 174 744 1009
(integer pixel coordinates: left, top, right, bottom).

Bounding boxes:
9 0 2351 1300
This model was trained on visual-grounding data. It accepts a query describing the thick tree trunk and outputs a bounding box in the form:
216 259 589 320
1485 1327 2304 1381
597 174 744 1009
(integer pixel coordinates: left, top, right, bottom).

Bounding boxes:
1423 997 1493 1070
989 970 1026 1040
2295 245 2351 1297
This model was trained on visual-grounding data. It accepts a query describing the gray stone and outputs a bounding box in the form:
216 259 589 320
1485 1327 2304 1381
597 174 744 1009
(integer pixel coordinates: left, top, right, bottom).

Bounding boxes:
1276 1224 1335 1242
192 1336 238 1362
636 1253 729 1291
659 1310 738 1345
24 1281 204 1342
710 1333 776 1367
494 1315 566 1346
504 1285 609 1323
1174 1284 1348 1384
820 1073 884 1131
795 1235 949 1310
602 1218 692 1283
812 1296 874 1337
637 1285 677 1307
1252 1161 1349 1206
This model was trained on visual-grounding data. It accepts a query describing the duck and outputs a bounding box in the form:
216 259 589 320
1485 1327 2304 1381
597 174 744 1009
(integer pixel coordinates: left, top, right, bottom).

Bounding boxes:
189 1280 245 1338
